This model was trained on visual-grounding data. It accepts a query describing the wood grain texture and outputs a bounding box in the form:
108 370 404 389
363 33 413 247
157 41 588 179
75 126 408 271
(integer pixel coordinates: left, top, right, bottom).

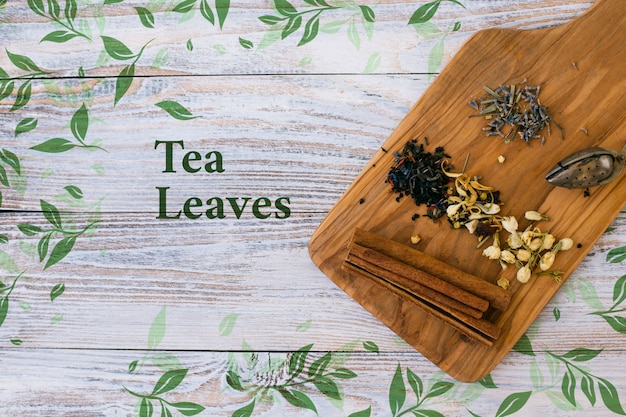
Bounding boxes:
309 0 626 382
2 0 626 414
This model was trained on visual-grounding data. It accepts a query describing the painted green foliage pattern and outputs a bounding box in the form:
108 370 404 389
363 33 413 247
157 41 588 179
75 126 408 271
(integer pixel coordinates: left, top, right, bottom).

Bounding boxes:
1 0 625 415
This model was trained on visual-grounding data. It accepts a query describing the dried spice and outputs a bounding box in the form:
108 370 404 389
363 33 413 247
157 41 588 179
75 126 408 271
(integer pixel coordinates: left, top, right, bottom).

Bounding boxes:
469 83 562 144
387 139 450 220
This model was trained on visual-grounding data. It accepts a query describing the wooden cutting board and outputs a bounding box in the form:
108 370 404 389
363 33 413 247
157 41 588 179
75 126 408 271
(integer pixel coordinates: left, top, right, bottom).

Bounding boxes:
309 0 626 383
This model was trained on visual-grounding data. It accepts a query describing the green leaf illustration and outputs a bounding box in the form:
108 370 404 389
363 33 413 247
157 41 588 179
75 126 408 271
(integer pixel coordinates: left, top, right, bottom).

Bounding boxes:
66 0 77 20
218 313 239 336
427 38 444 75
298 16 319 46
30 138 77 153
10 338 22 346
226 370 244 391
512 332 535 356
581 374 596 406
128 360 139 373
0 234 8 244
314 376 341 400
114 63 135 105
70 104 89 143
171 401 205 416
0 148 20 175
239 37 254 49
363 52 381 74
102 36 135 60
44 235 76 269
6 49 44 72
359 5 375 22
328 368 357 379
348 407 371 417
562 347 603 362
139 397 153 417
199 0 214 24
308 352 331 378
363 340 379 353
562 368 576 406
0 80 15 102
38 233 51 262
148 305 167 349
216 0 229 28
0 297 8 327
494 391 532 417
41 200 62 229
155 100 200 120
259 15 283 25
11 81 32 111
408 1 440 25
15 117 38 136
553 306 561 321
135 7 155 28
288 343 312 377
282 15 302 39
27 0 46 16
41 30 78 43
152 368 188 396
424 381 454 400
278 388 317 414
407 368 423 399
50 282 65 301
64 185 84 199
597 377 626 415
479 373 497 389
274 0 297 15
173 0 195 14
389 363 405 416
602 315 626 334
613 274 626 304
607 246 626 263
0 166 7 187
232 399 255 417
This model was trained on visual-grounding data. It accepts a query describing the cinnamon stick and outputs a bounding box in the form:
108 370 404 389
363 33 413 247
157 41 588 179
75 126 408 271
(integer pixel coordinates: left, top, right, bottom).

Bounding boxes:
346 244 488 316
351 228 511 311
342 262 498 346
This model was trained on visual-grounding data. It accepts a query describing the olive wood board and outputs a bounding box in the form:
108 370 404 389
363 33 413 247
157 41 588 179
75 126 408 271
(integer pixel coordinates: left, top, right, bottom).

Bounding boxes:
309 0 626 382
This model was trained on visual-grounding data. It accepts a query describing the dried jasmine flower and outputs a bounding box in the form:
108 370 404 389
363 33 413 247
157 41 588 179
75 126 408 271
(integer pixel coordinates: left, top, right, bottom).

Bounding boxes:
517 265 532 283
501 216 518 234
525 210 551 221
539 251 556 271
410 234 421 244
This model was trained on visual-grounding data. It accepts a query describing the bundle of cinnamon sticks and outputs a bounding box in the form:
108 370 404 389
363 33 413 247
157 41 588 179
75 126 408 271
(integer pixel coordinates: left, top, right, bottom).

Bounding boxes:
342 228 511 346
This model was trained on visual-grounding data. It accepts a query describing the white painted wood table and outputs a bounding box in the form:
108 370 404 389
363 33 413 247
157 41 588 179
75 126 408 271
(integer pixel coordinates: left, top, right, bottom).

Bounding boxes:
1 0 625 415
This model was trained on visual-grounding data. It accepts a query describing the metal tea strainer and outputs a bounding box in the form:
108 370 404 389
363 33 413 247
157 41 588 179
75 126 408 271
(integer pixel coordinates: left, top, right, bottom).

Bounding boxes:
546 144 626 188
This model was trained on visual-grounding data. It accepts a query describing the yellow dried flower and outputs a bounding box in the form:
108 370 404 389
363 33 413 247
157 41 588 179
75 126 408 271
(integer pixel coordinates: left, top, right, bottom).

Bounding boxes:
539 251 556 271
497 277 510 289
525 210 551 221
516 249 532 262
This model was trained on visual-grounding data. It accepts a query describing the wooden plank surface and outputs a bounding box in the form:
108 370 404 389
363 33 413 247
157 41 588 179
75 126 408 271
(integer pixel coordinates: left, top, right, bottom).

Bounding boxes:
2 0 626 415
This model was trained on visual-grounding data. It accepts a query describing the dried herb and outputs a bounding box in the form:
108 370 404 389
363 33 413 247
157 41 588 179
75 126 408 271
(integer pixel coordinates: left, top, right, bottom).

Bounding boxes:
469 83 561 144
387 139 450 220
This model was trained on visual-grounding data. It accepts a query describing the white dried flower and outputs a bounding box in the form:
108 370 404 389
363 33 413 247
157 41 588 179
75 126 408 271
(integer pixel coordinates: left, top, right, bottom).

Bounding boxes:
516 249 532 262
446 203 462 218
521 229 535 245
501 216 518 234
500 250 516 264
539 251 556 271
507 232 524 249
557 237 574 251
497 277 510 289
482 203 500 215
498 155 506 164
525 210 550 221
465 219 478 234
542 234 555 251
528 237 543 252
410 235 421 244
483 245 501 260
517 265 532 283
